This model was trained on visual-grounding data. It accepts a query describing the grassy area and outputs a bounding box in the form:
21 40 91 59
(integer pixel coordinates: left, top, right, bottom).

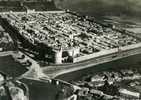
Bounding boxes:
0 55 27 77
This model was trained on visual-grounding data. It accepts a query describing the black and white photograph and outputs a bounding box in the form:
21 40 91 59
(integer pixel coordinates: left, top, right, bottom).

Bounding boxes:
0 0 141 100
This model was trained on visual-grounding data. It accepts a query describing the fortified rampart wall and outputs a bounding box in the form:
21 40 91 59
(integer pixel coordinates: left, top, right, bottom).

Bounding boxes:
73 43 141 63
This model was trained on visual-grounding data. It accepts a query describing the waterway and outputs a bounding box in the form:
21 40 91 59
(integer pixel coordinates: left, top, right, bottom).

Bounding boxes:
20 78 73 100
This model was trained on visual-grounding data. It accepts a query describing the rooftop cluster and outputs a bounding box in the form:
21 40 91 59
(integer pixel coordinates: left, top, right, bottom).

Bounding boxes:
72 68 141 100
1 12 140 56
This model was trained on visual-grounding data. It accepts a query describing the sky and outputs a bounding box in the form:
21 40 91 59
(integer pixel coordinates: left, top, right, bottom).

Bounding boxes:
55 0 141 17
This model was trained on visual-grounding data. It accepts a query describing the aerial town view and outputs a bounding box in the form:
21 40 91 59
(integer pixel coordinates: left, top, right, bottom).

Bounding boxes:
0 0 141 100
